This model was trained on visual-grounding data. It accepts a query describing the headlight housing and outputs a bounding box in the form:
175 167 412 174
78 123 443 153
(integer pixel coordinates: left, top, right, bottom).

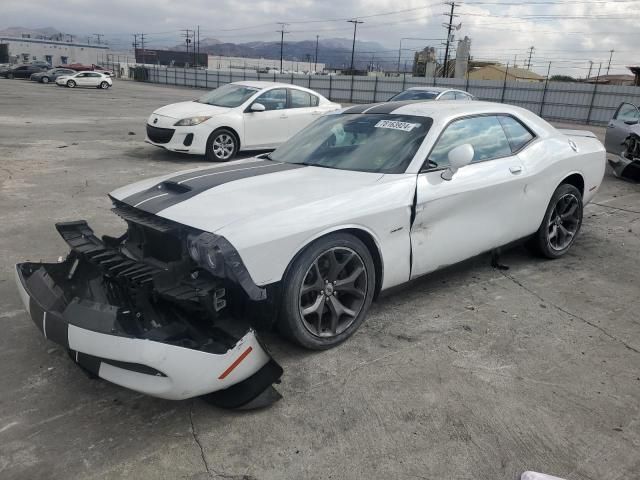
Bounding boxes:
187 233 225 276
174 116 211 126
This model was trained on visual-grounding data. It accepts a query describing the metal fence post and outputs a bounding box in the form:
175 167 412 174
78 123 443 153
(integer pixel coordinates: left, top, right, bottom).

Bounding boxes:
349 75 355 103
216 69 220 87
205 70 208 88
184 67 186 86
291 72 294 85
402 72 406 91
308 74 311 89
500 62 509 104
539 62 551 118
586 63 602 125
373 75 379 102
329 74 333 100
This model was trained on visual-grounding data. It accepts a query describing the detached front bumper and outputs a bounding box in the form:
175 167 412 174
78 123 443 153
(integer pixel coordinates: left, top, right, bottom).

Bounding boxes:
15 222 282 409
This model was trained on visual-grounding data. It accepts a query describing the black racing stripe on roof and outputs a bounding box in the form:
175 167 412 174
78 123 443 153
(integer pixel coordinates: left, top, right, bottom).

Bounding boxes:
363 100 427 114
342 103 384 114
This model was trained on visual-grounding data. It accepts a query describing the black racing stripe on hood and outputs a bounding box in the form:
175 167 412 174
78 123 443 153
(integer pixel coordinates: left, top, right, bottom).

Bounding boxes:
121 160 306 214
363 100 425 114
342 103 383 114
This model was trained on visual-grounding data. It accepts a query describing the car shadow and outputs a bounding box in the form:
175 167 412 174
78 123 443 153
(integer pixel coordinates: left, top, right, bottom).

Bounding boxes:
123 145 272 165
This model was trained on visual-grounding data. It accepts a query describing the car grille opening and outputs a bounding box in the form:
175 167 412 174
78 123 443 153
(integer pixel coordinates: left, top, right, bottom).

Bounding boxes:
147 124 175 144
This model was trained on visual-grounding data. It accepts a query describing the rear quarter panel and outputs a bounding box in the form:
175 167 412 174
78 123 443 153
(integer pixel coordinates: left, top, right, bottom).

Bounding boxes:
518 133 605 232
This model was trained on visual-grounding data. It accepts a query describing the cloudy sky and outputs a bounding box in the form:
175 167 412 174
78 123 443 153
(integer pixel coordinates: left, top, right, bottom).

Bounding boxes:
3 0 640 76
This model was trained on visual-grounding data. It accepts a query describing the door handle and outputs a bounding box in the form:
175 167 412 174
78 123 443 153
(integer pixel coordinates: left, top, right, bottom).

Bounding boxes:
280 114 288 119
312 110 322 115
509 166 522 174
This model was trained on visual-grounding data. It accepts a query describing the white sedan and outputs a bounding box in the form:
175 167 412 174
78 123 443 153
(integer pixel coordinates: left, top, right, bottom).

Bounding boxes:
145 81 341 161
56 71 112 89
16 101 605 407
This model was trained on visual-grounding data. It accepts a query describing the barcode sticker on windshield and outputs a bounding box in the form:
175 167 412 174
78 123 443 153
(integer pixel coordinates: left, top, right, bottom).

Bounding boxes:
374 120 419 132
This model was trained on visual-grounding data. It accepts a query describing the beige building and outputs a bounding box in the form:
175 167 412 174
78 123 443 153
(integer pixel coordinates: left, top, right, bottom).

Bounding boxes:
468 64 544 82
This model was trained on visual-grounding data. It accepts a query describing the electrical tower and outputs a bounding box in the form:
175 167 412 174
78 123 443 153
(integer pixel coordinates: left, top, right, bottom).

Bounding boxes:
93 34 103 45
140 33 146 65
277 23 289 72
526 46 535 70
606 49 614 75
314 35 319 73
441 2 459 78
347 19 364 73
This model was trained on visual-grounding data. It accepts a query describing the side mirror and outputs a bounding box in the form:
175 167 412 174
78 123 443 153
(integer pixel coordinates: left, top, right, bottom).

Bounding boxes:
623 119 639 125
442 144 474 181
250 102 266 112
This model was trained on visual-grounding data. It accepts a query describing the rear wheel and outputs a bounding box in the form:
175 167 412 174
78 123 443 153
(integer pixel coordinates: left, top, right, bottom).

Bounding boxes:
532 183 583 259
279 233 375 350
7 73 14 79
41 76 50 83
205 129 238 162
67 80 76 88
100 81 109 89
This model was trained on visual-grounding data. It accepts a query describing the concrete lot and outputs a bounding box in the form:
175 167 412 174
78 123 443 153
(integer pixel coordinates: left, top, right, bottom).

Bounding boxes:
0 79 638 480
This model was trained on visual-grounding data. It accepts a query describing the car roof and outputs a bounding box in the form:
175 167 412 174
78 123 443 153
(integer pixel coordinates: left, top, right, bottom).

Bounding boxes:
232 80 297 89
404 86 451 93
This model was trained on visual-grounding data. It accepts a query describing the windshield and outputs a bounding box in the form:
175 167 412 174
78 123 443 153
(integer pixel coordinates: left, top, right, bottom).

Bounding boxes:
196 84 260 108
269 113 432 174
389 90 439 101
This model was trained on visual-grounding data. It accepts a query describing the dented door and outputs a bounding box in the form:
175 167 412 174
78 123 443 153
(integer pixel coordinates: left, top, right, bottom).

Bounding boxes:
410 156 527 278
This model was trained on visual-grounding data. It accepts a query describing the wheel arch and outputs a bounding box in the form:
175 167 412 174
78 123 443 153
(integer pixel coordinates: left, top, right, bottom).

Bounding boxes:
559 172 584 197
282 226 385 300
208 126 241 152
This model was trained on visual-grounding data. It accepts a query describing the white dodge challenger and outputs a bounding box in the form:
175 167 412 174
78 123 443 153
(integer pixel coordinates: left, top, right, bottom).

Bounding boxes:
16 100 605 408
145 81 341 161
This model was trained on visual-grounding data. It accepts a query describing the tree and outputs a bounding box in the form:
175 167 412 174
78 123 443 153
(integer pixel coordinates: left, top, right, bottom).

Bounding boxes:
550 74 577 83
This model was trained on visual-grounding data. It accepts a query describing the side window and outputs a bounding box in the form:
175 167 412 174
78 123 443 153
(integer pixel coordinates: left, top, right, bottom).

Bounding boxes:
289 89 313 108
254 89 287 111
454 92 471 100
76 73 86 77
615 103 640 122
498 116 535 152
439 91 456 101
427 116 512 168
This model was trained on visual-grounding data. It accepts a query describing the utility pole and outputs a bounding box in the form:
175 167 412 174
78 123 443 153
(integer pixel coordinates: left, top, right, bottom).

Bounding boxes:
277 23 289 73
441 2 458 78
132 34 138 62
93 33 103 45
182 30 192 66
196 25 200 68
606 49 614 75
314 35 319 73
140 33 146 65
526 46 534 70
347 19 364 73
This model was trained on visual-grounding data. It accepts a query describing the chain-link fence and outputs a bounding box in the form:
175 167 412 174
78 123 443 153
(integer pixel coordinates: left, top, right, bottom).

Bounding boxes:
107 62 640 126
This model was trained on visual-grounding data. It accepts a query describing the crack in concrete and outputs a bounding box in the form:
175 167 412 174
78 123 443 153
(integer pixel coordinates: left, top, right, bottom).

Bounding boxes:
500 271 639 354
590 202 640 215
189 401 212 478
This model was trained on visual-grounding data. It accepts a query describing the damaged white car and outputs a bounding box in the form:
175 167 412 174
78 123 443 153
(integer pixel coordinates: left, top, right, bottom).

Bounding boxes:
16 101 605 408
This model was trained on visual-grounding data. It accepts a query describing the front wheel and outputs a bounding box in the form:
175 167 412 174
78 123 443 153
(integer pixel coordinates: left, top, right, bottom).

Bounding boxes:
532 183 583 259
99 81 109 89
67 80 76 88
279 233 376 350
205 129 237 162
7 73 14 79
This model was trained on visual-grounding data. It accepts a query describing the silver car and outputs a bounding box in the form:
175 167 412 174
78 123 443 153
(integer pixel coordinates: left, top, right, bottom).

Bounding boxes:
604 102 640 180
388 86 476 102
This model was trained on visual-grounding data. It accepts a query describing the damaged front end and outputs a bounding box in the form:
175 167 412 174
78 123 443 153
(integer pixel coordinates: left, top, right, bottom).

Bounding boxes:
610 134 640 181
15 203 283 409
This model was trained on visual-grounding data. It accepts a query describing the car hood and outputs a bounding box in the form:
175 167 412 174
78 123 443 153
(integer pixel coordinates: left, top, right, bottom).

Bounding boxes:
110 158 384 233
152 101 232 119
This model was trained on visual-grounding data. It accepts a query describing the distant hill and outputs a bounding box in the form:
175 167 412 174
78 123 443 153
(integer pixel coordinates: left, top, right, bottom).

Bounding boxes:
172 37 390 69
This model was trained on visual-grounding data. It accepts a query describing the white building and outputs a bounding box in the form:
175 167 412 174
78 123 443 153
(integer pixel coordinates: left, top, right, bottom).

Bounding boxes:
207 55 325 73
0 36 109 66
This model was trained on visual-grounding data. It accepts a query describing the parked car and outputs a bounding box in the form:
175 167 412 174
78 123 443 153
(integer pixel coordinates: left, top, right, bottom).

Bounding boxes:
604 102 640 180
388 86 475 102
0 64 47 79
30 60 52 69
30 68 76 83
55 71 112 89
58 63 113 75
16 100 605 407
146 81 342 161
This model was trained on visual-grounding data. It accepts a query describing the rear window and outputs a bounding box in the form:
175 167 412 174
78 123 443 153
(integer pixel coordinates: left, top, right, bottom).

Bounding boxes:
498 116 534 152
389 90 439 101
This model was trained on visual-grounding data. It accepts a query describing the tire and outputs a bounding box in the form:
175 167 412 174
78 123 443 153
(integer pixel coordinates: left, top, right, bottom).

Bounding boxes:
7 73 13 79
279 232 376 350
100 81 109 89
205 129 238 162
41 76 50 83
67 80 76 88
532 183 583 259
